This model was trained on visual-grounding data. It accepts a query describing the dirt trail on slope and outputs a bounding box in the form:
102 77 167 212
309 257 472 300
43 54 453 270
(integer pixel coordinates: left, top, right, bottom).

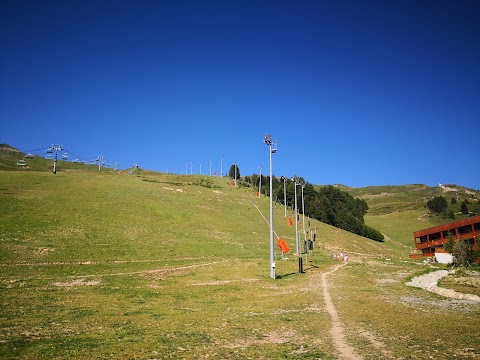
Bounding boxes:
406 269 480 302
322 263 362 360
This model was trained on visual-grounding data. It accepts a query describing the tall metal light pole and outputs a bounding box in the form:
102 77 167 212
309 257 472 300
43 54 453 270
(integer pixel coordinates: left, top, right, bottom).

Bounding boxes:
283 176 287 217
264 134 276 280
292 177 299 255
234 161 237 187
302 185 306 239
291 177 303 273
301 184 307 264
258 166 262 197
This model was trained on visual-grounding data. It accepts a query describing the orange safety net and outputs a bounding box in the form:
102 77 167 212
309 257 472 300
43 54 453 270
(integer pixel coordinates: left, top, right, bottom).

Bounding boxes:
288 217 293 227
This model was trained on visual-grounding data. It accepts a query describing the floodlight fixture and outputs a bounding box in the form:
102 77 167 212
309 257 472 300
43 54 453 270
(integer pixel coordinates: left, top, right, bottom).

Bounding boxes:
263 134 272 145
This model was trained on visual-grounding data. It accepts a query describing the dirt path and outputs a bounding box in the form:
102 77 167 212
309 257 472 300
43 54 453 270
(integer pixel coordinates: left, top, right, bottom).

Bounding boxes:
406 269 480 302
322 263 362 360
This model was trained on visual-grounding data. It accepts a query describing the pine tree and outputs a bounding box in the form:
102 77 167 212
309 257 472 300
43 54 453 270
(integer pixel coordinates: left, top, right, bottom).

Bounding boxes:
229 163 240 180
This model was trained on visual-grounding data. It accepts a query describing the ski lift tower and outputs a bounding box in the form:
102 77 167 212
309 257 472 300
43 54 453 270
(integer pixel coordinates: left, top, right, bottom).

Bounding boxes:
50 144 63 174
96 155 104 172
264 134 277 280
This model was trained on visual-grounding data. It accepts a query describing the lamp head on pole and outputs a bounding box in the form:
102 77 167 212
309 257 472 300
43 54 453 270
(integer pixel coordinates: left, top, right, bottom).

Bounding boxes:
263 134 272 145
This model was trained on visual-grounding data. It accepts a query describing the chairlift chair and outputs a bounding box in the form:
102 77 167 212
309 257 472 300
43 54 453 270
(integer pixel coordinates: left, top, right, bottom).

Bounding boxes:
62 152 69 159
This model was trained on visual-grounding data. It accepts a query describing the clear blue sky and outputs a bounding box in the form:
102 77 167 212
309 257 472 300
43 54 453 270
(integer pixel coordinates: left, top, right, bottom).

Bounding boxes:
1 1 479 189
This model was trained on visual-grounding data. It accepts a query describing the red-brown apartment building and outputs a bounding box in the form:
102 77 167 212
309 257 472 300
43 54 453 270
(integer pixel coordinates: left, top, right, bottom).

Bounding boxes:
412 215 480 257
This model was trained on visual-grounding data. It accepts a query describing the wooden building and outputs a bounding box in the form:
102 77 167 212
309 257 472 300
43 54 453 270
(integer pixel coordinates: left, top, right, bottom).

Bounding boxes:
412 215 480 257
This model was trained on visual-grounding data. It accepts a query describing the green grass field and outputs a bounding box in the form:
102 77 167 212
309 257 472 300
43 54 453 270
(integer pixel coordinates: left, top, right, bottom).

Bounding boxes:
1 163 479 359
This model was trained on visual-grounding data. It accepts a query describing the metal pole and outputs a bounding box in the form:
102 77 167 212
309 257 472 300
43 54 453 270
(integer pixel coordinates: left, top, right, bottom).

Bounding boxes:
234 161 237 187
284 177 286 217
53 150 57 174
98 156 104 172
294 182 299 255
263 134 275 280
269 143 275 280
302 185 306 239
302 185 307 264
259 166 262 198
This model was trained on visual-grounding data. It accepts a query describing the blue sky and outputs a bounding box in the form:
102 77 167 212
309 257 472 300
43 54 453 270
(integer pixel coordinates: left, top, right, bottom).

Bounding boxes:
1 0 479 189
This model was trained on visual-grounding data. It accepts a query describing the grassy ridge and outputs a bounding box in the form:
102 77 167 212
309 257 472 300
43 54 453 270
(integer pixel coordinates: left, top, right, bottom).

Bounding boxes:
1 167 479 358
0 171 339 358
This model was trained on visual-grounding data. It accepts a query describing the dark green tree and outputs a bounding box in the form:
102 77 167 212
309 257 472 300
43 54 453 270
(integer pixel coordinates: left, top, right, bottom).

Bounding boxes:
261 175 384 242
427 196 448 213
229 164 240 180
460 200 469 214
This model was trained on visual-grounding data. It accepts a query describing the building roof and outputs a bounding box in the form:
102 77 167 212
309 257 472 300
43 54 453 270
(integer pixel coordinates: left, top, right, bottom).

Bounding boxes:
413 215 480 238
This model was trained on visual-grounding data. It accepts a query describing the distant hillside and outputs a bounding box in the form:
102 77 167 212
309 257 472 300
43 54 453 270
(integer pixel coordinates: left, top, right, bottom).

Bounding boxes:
2 142 478 250
346 184 479 216
0 144 21 152
345 184 480 250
